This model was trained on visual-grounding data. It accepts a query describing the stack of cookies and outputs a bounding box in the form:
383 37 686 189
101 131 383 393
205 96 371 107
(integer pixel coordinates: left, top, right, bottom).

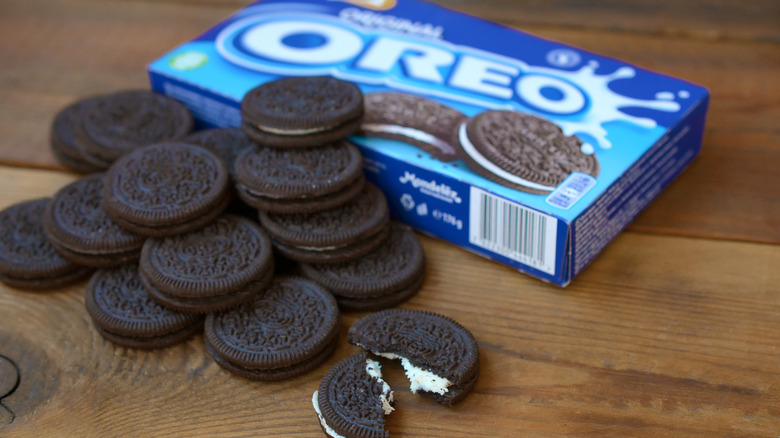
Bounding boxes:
234 76 426 312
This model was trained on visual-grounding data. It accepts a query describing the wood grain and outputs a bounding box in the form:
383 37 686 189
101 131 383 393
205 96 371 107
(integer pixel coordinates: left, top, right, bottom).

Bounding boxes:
0 165 778 437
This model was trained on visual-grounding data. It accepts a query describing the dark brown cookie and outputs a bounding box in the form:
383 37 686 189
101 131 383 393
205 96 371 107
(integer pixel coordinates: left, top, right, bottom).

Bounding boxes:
102 142 230 237
184 127 257 181
76 90 193 167
43 173 145 268
241 76 364 148
85 264 203 349
313 352 394 438
300 222 425 311
234 141 365 213
49 97 105 173
184 127 259 218
258 183 390 264
139 214 274 313
361 92 466 162
204 276 340 380
455 110 600 194
0 198 92 290
348 309 480 406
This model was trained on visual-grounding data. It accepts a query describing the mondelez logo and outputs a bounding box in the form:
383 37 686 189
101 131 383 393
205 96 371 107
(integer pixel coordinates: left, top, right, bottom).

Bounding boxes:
215 9 686 151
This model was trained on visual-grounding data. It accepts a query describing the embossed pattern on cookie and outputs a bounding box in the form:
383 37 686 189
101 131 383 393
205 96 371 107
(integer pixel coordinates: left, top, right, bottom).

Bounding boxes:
348 308 480 405
102 142 230 235
241 76 364 148
204 276 340 380
313 352 394 438
234 140 365 213
79 90 193 164
300 222 425 311
49 97 105 173
85 264 202 348
140 215 273 298
44 173 145 267
0 198 91 290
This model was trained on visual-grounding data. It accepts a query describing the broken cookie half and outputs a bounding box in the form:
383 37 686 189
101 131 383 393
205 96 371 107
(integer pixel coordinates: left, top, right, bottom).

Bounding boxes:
313 352 395 438
348 308 480 406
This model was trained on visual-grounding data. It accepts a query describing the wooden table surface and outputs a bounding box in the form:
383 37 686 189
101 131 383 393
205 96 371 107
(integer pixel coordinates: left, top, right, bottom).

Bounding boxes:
1 0 778 436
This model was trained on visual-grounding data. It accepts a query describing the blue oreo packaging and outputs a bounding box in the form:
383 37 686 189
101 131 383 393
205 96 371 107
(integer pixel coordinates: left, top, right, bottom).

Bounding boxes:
148 0 709 286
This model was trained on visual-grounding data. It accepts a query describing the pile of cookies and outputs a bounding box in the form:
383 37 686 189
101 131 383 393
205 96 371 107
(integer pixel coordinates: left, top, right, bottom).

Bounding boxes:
0 77 427 364
0 77 479 435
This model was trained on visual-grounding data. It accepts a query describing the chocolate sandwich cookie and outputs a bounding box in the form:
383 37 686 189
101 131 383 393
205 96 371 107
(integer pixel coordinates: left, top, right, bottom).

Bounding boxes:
241 76 364 148
85 264 203 349
184 127 256 181
234 141 365 214
258 183 390 264
185 127 259 218
361 92 466 162
44 173 145 268
204 276 340 381
0 199 91 290
313 352 394 438
455 110 600 194
49 97 105 173
75 90 193 168
300 222 425 311
348 309 480 406
102 142 230 237
139 215 274 313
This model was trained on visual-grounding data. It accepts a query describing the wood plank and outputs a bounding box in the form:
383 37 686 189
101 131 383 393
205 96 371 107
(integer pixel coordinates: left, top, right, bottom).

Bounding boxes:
631 131 780 243
0 167 777 437
127 0 780 42
436 0 780 42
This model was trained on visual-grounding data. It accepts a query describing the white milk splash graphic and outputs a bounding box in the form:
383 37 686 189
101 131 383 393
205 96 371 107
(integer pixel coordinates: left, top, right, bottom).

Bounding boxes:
523 60 684 152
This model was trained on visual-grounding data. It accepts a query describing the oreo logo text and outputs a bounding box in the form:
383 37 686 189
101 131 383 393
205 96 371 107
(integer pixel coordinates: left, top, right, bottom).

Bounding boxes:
215 11 588 117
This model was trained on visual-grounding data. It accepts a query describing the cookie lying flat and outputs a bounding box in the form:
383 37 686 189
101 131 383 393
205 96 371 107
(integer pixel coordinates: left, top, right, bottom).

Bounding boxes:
139 215 274 313
455 110 600 194
0 199 92 290
361 92 466 162
313 352 394 438
241 76 364 148
75 90 193 169
234 141 365 214
348 309 479 406
85 264 203 349
204 276 340 381
300 222 425 311
44 173 146 268
258 183 390 264
102 142 230 237
49 97 105 173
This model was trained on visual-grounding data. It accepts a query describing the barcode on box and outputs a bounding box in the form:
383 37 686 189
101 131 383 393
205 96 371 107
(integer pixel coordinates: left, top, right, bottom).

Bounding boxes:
469 187 558 274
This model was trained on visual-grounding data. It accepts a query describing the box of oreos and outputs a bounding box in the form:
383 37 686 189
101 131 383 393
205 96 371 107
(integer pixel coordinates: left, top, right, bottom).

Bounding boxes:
148 0 709 286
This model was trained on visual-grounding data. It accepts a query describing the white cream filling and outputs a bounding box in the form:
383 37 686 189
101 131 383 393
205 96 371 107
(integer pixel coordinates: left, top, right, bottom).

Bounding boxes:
312 391 346 438
375 351 451 395
362 123 455 155
365 359 395 414
457 122 556 191
255 123 333 135
312 359 395 438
